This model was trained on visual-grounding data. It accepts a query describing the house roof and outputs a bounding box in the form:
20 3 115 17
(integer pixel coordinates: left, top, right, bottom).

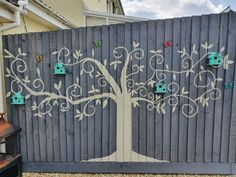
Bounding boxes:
4 0 18 6
117 0 125 15
31 0 78 28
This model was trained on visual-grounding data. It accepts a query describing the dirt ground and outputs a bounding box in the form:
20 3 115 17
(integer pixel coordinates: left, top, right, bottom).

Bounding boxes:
22 173 230 177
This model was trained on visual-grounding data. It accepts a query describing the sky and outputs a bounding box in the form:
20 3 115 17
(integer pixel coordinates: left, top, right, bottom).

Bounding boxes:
121 0 236 19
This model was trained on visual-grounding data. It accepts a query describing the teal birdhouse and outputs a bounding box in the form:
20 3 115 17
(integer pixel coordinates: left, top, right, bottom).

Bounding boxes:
11 93 25 105
154 83 167 94
54 63 66 74
208 52 223 66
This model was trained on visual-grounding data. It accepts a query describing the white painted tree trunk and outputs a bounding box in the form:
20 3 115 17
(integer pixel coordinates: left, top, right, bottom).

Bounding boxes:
116 93 132 162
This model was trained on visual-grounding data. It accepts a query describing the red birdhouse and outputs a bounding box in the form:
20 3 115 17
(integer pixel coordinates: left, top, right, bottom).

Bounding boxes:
163 41 172 47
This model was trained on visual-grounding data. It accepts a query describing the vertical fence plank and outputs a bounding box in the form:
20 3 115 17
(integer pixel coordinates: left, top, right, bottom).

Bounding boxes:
178 17 191 162
163 19 173 161
80 27 88 161
170 18 181 162
30 33 40 161
18 33 28 162
195 15 209 162
50 31 60 162
155 19 164 160
220 12 234 163
94 26 102 159
109 24 117 161
64 29 74 162
131 22 140 161
86 26 95 160
146 20 156 160
101 25 110 160
212 13 228 163
139 21 147 161
187 16 200 162
73 28 81 162
41 31 53 162
204 14 220 163
56 30 67 162
35 32 47 162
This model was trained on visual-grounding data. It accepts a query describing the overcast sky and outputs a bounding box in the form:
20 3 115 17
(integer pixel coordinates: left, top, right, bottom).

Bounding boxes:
121 0 236 19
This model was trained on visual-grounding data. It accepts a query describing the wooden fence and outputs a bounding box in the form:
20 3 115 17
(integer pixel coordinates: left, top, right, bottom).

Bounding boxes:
2 11 236 174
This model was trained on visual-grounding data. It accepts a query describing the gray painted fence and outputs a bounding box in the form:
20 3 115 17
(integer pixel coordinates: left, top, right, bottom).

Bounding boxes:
2 12 236 174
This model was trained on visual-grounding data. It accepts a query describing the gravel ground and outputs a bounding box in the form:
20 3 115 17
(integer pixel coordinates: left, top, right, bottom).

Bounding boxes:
23 173 228 177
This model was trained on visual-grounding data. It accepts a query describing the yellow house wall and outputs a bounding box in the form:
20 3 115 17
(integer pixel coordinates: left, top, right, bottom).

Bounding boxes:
0 15 55 112
86 16 106 26
84 0 107 13
41 0 85 27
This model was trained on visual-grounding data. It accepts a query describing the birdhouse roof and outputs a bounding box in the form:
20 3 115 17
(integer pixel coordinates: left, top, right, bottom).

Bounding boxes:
208 52 221 58
55 63 64 67
12 93 24 98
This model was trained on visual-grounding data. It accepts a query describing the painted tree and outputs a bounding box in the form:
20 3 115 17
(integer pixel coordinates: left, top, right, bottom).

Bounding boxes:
4 41 233 162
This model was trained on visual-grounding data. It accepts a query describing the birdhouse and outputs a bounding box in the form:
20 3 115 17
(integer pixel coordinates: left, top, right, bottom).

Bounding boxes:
54 63 66 74
208 52 223 66
154 83 168 94
11 93 25 105
224 82 234 89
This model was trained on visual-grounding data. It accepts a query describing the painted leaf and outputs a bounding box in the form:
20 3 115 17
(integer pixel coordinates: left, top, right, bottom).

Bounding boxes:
96 99 101 105
150 50 156 54
18 48 22 54
51 51 58 55
173 73 176 81
73 53 78 59
140 65 145 72
200 65 204 71
58 81 62 90
25 94 31 99
103 99 108 108
76 109 81 115
92 49 95 58
4 49 13 58
36 68 40 76
147 80 156 87
211 81 215 89
208 44 213 49
104 59 107 66
5 68 10 74
161 107 166 114
216 78 223 81
165 64 169 70
6 92 11 98
172 106 176 113
220 47 225 53
76 77 79 83
133 101 140 108
227 60 234 64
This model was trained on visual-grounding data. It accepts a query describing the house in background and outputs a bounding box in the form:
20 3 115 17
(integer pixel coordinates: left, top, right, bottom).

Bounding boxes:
0 0 148 113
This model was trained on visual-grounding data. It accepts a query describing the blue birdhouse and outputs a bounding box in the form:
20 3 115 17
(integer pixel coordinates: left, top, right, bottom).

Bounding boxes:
11 93 25 105
208 52 223 66
154 83 168 94
54 63 66 75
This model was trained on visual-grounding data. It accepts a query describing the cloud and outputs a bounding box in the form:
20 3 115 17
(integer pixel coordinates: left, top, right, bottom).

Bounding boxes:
121 0 225 19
